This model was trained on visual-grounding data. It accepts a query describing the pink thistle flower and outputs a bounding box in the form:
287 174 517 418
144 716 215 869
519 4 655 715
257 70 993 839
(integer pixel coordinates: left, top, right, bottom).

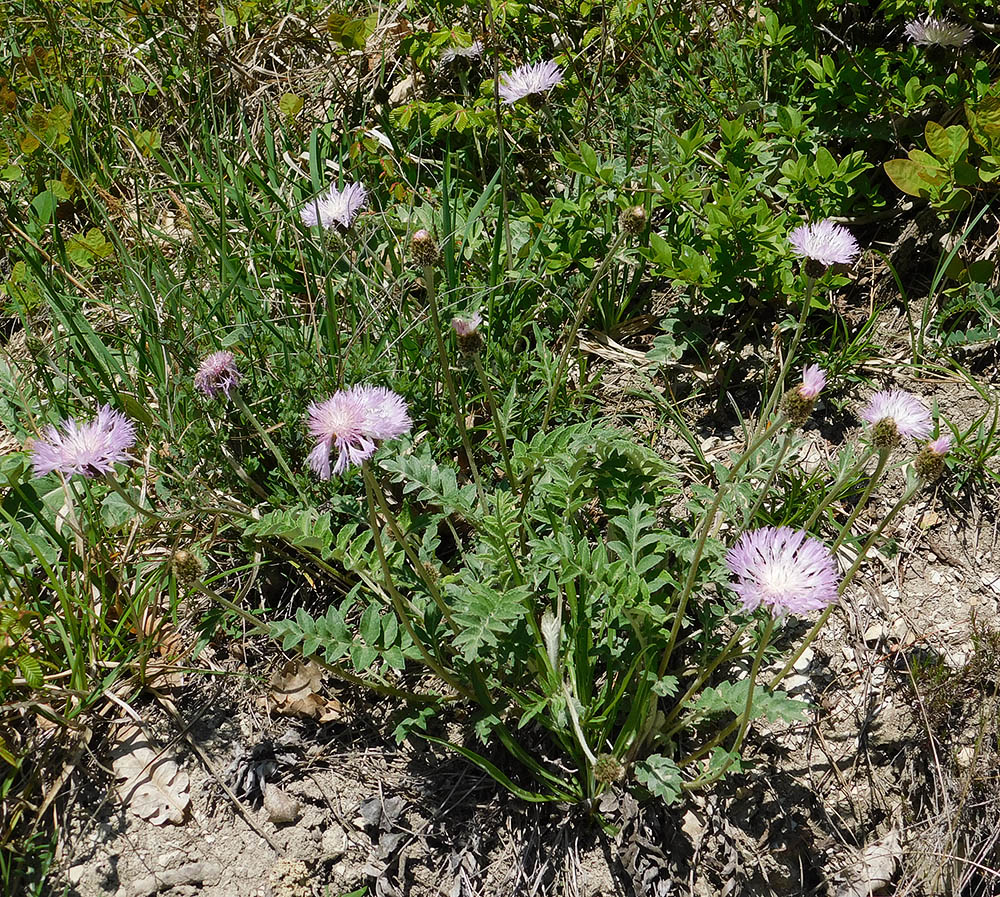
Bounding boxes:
441 40 483 64
789 219 860 268
31 405 136 479
905 17 973 48
306 385 411 479
451 312 482 337
194 350 241 399
798 364 827 399
300 182 368 231
928 433 951 455
498 60 563 105
860 390 932 441
726 526 840 618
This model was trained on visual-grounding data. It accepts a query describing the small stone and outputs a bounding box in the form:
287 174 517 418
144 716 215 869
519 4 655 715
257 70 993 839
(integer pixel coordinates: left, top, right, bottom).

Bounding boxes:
784 674 810 693
956 746 977 769
68 865 86 886
321 823 348 861
264 783 301 825
929 570 943 585
863 622 887 644
891 618 909 641
793 647 814 672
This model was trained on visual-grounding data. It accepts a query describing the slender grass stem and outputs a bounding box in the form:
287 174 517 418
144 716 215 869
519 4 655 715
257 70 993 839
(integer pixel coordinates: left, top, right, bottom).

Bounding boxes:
361 463 458 632
744 429 795 525
362 472 473 700
541 230 629 430
831 448 891 553
230 391 306 502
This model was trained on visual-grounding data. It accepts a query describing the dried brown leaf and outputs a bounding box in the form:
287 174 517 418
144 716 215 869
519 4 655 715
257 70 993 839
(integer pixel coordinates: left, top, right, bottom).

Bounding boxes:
267 659 341 721
112 727 190 825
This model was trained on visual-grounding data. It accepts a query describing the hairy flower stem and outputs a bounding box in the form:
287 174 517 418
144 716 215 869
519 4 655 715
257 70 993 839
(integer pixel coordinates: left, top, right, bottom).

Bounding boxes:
361 464 457 632
363 472 473 700
689 616 776 789
656 417 787 682
831 448 891 553
541 230 629 430
755 276 816 439
187 578 442 704
423 265 487 509
743 428 795 525
801 445 876 533
472 352 517 489
231 391 307 502
659 621 754 739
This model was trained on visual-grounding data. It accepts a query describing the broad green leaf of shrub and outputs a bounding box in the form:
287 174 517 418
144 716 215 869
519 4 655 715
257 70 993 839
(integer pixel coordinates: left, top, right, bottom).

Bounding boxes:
635 754 682 804
883 159 941 198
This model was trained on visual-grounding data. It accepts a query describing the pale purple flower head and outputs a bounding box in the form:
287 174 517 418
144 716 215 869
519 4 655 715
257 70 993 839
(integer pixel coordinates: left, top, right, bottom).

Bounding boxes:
726 526 840 618
860 390 932 441
451 311 482 337
789 219 861 268
928 433 951 456
904 17 973 48
194 350 241 399
306 385 411 479
32 405 136 479
442 40 483 64
498 60 563 105
798 364 827 399
300 182 368 230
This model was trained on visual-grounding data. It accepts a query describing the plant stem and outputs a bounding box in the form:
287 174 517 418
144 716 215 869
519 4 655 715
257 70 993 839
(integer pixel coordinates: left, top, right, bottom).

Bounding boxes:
231 391 307 502
362 471 473 700
423 264 487 510
801 444 876 533
744 429 795 524
656 418 787 681
688 616 776 788
361 464 458 632
831 448 891 553
542 230 629 430
755 275 815 438
472 351 517 489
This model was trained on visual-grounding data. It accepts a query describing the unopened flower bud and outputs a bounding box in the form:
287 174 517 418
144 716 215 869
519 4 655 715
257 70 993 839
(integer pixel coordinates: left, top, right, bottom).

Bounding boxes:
593 754 624 785
872 417 902 451
410 229 440 267
781 364 826 428
619 205 648 236
171 549 203 585
781 388 816 429
914 434 951 481
451 312 483 356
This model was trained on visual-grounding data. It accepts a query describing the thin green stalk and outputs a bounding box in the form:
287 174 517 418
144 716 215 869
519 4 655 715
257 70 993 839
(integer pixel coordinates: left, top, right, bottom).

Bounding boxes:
831 448 891 553
801 444 876 533
688 616 776 788
363 472 473 700
541 230 629 430
423 264 487 509
361 463 458 632
656 418 787 680
755 275 816 438
472 351 517 489
659 620 753 738
231 391 306 502
744 429 795 525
